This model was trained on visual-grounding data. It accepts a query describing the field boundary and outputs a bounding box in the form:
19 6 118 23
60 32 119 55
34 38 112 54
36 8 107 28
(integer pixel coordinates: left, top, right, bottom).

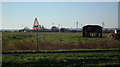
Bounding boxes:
2 48 120 55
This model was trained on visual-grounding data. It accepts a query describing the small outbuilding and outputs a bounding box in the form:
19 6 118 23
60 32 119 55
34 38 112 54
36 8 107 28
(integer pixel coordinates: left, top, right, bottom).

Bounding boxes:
83 25 102 38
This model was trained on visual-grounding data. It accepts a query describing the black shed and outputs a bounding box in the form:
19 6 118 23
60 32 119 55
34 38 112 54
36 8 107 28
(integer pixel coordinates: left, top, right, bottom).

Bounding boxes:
83 25 102 37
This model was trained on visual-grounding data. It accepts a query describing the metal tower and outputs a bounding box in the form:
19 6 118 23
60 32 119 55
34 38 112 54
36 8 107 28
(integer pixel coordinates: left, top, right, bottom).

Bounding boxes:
76 22 78 30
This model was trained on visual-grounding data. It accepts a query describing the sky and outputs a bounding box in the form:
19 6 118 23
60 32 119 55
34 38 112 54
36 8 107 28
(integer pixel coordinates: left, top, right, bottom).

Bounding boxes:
0 2 2 29
118 2 120 28
1 0 120 2
1 1 119 29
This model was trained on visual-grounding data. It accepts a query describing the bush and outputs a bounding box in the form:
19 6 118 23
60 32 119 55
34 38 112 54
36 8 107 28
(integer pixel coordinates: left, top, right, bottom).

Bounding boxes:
107 33 120 40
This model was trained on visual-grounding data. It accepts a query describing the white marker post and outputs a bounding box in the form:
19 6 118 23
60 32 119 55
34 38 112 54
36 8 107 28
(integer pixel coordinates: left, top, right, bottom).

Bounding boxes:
115 29 117 33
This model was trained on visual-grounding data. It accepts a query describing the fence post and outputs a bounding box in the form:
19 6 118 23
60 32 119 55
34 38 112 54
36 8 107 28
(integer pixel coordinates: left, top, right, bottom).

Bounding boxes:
36 29 38 50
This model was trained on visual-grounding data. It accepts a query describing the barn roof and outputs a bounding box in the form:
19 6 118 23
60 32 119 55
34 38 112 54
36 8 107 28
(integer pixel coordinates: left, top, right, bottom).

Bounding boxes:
83 25 102 28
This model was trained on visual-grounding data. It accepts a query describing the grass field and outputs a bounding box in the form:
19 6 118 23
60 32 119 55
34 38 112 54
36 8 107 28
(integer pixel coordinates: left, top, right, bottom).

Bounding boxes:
2 32 120 51
2 48 119 54
2 32 120 67
2 53 120 67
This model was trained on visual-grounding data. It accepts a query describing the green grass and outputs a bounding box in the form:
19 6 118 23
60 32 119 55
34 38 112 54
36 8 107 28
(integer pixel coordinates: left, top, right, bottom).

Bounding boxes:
2 32 120 67
2 32 120 51
2 53 120 67
2 32 106 44
2 48 119 54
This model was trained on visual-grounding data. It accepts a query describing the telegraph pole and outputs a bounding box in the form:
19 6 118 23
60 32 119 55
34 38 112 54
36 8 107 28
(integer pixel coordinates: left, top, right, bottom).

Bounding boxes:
53 23 54 25
102 22 105 28
76 22 78 31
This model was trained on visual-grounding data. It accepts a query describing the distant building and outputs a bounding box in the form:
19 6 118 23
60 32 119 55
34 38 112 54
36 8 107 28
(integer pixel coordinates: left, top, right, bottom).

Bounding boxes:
60 28 70 32
51 26 59 31
19 27 30 32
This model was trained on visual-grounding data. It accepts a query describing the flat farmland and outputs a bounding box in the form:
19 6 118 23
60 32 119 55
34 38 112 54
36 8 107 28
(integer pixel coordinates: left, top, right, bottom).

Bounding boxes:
2 32 120 67
2 53 120 67
2 32 120 51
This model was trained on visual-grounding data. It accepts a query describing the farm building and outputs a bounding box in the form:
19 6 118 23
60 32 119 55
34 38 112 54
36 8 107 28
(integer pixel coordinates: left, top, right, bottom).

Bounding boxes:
83 25 102 38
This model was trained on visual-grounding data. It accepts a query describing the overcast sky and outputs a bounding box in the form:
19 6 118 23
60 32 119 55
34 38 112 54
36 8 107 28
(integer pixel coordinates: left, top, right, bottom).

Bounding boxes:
1 1 119 29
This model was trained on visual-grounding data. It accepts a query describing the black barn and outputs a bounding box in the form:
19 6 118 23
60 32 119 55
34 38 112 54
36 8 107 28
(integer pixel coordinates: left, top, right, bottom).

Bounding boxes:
83 25 102 37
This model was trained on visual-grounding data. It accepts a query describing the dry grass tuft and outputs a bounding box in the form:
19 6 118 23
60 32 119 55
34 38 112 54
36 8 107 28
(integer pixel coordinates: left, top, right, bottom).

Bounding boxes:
107 33 120 40
3 40 35 51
